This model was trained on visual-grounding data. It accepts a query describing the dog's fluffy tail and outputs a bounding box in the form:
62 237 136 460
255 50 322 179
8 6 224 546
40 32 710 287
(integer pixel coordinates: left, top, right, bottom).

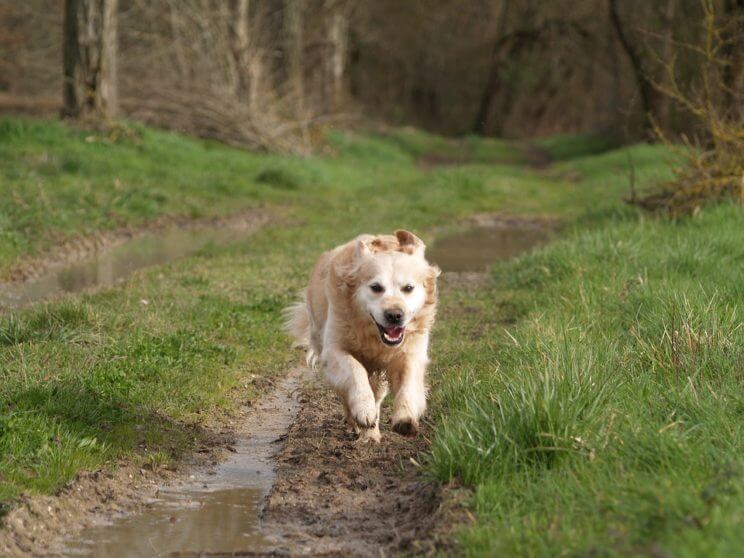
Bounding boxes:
283 291 317 367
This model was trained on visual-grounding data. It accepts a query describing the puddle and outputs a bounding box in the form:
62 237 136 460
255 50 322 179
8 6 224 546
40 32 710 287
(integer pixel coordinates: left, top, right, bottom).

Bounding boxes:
428 220 553 272
61 369 307 557
0 222 260 311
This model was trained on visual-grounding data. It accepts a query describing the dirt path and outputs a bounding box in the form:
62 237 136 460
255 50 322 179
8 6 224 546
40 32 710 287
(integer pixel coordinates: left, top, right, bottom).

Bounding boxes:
0 366 456 557
260 380 451 557
0 368 290 557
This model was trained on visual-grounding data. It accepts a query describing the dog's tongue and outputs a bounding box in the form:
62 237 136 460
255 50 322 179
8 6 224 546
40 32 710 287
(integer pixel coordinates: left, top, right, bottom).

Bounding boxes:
385 326 404 338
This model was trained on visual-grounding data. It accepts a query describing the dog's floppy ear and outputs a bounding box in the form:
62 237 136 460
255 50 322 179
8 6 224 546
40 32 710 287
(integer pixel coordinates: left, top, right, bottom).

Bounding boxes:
423 263 441 303
355 238 371 259
395 229 425 255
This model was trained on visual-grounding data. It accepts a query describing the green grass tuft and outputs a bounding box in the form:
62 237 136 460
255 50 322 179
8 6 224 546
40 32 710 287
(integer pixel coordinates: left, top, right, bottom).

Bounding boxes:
429 204 743 556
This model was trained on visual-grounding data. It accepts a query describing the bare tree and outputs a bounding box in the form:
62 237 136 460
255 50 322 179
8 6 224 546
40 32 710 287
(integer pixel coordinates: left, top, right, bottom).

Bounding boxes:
284 0 304 111
473 2 508 134
230 0 264 110
631 0 743 214
474 16 593 135
324 0 351 111
608 0 654 135
8 0 736 147
233 0 251 99
62 0 118 120
721 0 744 119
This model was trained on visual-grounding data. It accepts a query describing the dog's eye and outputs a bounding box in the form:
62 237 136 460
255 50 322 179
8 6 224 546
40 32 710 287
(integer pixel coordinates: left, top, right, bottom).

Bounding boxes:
370 283 384 293
401 284 415 293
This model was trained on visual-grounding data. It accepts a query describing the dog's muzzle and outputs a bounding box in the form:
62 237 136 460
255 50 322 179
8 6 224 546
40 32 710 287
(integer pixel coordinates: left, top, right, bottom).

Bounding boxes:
371 314 406 346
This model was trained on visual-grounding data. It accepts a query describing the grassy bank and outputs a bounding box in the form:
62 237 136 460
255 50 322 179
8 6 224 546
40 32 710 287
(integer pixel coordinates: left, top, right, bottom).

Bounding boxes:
0 118 668 277
2 114 724 558
0 119 265 274
430 203 743 555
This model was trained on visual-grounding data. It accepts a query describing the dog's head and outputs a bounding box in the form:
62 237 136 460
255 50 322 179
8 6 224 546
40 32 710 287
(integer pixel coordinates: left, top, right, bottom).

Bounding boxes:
349 230 440 347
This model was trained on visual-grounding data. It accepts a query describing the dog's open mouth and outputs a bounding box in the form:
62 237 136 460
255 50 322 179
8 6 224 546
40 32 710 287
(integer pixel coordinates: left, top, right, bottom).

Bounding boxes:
375 322 405 346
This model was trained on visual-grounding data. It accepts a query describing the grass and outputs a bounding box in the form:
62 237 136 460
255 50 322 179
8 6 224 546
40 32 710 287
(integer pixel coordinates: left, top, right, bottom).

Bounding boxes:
429 203 743 556
0 118 291 275
1 116 641 504
1 116 740 556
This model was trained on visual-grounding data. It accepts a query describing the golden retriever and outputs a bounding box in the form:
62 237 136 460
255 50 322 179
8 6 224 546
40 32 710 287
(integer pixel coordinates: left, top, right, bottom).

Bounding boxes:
285 230 440 442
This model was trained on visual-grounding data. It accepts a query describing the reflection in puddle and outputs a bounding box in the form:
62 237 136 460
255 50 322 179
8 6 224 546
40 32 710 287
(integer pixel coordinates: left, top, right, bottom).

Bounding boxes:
62 370 306 557
0 224 259 311
64 488 266 557
428 222 552 272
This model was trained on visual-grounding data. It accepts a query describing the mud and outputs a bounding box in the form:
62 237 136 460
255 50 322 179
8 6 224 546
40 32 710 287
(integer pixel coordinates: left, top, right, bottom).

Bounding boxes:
60 369 307 557
0 210 269 292
428 214 556 272
520 143 554 169
260 382 455 557
0 370 284 557
0 369 458 558
416 140 553 169
0 459 180 557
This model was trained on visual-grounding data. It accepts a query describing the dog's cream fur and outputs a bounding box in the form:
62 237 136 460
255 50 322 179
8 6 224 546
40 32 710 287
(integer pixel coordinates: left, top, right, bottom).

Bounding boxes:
285 230 439 442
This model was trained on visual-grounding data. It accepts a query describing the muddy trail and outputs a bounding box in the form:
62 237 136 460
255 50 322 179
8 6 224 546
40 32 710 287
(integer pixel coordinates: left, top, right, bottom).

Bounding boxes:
60 369 308 557
0 215 551 556
0 367 302 557
261 384 448 557
0 367 455 557
0 210 268 311
76 370 452 557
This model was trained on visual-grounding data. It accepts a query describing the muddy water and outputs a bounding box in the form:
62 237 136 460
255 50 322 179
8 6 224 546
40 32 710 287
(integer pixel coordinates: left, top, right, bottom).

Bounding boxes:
0 224 259 311
62 369 307 557
428 221 552 272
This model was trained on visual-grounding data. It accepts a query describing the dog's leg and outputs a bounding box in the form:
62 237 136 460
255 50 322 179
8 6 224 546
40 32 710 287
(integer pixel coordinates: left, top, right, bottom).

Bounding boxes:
390 359 426 436
370 372 389 420
322 347 377 429
358 372 388 443
342 399 360 433
389 337 428 436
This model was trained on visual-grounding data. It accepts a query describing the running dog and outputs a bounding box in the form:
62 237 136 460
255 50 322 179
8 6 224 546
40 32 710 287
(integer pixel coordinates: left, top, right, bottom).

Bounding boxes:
284 230 440 442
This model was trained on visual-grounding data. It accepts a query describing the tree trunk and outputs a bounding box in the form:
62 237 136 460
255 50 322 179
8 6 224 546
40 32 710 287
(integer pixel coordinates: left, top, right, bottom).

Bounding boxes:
62 0 118 120
234 0 250 99
656 0 677 129
473 3 509 134
231 0 262 110
284 0 304 111
326 1 349 111
168 3 190 82
608 0 654 135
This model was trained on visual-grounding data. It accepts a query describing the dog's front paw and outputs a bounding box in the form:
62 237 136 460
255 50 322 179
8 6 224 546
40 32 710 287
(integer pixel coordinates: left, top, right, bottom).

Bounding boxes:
357 426 381 444
349 394 378 428
392 419 419 437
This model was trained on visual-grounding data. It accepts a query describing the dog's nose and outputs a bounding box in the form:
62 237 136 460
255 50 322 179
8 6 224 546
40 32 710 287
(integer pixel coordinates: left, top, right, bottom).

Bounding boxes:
384 308 404 325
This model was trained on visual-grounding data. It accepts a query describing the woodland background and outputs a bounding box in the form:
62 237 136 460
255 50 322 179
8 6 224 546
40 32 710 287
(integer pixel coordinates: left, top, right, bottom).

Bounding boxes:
0 0 742 152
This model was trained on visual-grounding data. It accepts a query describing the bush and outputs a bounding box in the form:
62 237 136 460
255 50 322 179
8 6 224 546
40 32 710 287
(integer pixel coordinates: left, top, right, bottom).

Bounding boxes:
630 0 743 215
